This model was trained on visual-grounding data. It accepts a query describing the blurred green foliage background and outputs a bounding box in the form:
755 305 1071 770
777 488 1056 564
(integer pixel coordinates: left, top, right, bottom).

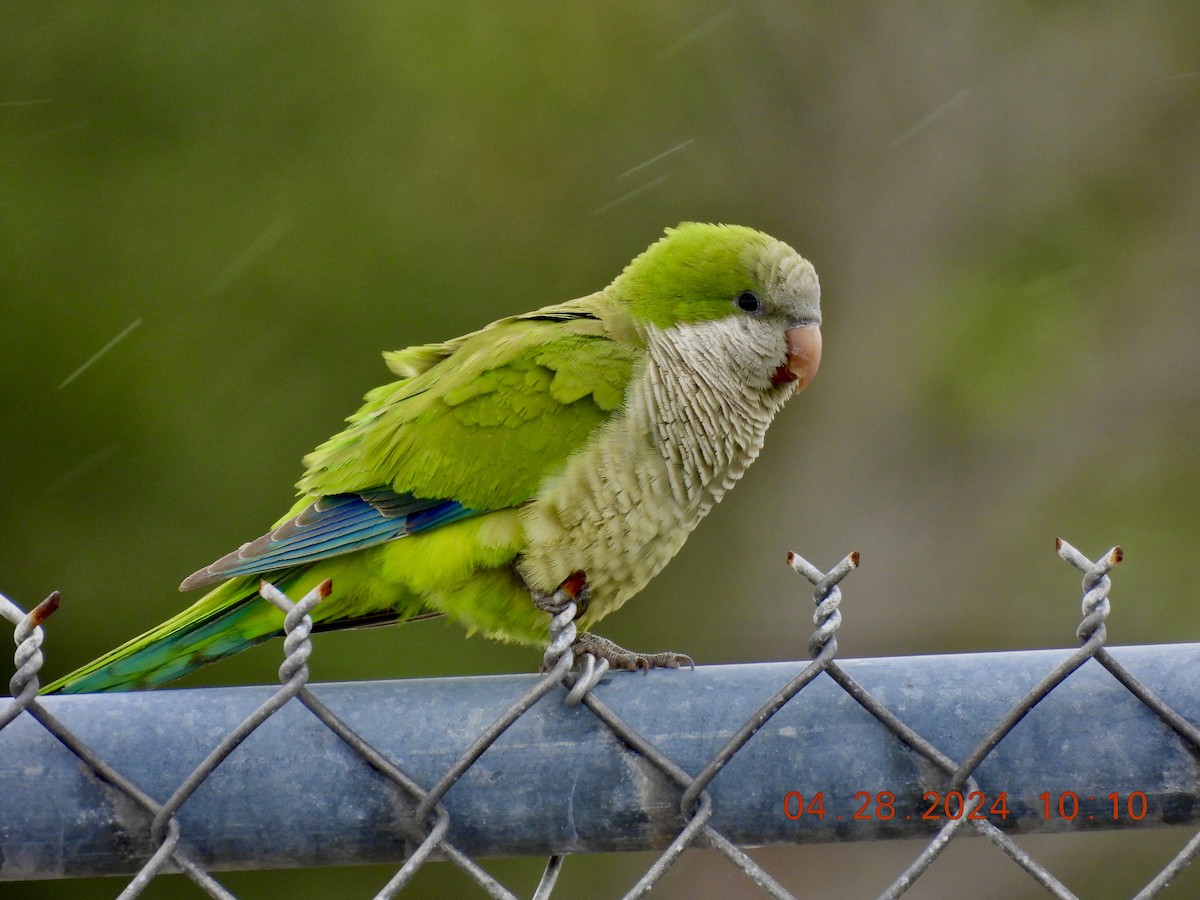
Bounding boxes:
2 2 1198 898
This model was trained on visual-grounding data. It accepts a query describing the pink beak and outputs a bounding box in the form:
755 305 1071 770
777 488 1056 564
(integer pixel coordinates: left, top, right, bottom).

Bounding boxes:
772 324 822 392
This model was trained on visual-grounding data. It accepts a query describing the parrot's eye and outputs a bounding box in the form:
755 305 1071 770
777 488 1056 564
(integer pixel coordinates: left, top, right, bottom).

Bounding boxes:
735 291 763 314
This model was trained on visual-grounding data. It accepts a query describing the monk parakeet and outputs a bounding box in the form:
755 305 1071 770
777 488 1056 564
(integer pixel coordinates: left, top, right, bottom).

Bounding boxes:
43 222 822 693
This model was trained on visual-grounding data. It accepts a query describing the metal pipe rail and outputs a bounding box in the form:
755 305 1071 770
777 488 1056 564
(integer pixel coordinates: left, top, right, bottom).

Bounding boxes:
4 643 1199 881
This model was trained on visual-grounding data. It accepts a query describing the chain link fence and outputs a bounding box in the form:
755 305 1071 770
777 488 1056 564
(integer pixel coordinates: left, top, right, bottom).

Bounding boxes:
3 538 1200 898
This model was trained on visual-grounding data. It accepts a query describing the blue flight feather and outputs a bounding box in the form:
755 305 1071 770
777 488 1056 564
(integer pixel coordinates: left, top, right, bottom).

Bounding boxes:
180 490 477 589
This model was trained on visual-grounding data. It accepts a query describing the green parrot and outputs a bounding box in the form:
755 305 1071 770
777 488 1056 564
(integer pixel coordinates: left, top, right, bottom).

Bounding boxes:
42 222 822 693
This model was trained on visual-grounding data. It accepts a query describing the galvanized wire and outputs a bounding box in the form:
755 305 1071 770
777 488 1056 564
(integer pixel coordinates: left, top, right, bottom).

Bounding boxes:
4 537 1200 898
1 591 235 899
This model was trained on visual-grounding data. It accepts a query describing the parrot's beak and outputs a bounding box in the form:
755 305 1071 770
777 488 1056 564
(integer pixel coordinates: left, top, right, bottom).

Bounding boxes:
773 323 822 392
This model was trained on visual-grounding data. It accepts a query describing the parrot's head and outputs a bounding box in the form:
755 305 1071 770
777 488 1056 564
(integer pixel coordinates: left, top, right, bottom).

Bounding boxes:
615 222 822 395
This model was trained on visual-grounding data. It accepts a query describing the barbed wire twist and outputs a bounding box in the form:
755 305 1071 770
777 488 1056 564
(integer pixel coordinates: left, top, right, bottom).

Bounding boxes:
3 591 58 725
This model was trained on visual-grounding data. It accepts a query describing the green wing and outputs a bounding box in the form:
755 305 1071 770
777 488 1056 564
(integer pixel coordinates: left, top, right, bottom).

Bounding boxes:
298 302 639 511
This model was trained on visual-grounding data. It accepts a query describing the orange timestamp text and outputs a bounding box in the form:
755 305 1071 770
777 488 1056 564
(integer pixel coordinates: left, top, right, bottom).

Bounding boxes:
783 791 1152 822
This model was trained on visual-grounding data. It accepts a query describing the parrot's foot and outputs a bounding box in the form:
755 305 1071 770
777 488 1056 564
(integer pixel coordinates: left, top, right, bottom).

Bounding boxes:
531 569 590 617
573 632 694 674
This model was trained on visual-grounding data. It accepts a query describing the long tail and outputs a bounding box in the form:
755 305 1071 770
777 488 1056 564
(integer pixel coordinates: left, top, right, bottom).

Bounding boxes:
40 576 291 694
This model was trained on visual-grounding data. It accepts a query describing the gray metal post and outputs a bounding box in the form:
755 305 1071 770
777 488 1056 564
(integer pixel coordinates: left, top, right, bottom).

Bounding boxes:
3 644 1199 881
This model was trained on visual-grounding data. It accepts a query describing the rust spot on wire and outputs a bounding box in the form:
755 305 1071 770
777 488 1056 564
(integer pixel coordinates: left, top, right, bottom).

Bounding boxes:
30 592 60 627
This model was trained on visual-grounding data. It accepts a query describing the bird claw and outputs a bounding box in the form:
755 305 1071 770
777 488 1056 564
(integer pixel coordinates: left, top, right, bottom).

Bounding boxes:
531 570 590 617
573 632 694 674
531 572 692 674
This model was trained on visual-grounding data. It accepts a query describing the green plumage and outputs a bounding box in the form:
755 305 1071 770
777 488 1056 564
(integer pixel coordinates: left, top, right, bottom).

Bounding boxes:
300 306 636 509
43 223 822 693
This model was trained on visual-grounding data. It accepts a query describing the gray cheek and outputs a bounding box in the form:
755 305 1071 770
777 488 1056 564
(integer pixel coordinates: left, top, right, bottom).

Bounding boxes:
735 318 788 381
